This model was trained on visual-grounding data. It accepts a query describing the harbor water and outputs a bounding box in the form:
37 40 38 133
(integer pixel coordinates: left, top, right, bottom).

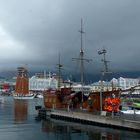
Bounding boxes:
0 96 140 140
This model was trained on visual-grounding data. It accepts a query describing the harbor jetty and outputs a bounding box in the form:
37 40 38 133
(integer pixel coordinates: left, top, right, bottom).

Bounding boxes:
37 108 140 132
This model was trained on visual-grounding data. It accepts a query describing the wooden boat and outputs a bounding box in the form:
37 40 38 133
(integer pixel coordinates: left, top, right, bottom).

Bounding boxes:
43 87 121 112
43 21 120 112
13 67 35 100
83 90 120 112
43 87 72 109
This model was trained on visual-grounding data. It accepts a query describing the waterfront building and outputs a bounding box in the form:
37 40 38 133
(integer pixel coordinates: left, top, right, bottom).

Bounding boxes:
72 84 91 95
90 81 119 92
0 77 16 93
91 77 139 92
29 72 58 91
117 77 139 90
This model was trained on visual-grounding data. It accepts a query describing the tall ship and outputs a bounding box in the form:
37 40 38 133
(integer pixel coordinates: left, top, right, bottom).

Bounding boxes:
43 52 73 108
13 66 35 99
43 19 93 109
42 20 121 113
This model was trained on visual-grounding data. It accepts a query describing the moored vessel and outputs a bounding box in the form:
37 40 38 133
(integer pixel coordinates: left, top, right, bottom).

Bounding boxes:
42 20 121 113
13 66 35 99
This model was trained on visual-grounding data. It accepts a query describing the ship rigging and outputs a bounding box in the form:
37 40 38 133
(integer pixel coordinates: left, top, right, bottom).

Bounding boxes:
72 19 92 107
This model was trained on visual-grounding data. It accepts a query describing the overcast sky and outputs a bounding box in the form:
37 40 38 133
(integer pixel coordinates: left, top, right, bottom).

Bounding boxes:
0 0 140 77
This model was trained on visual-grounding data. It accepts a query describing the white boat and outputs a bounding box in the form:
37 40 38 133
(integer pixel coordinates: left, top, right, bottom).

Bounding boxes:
13 93 35 100
13 66 35 100
121 109 140 114
36 94 43 98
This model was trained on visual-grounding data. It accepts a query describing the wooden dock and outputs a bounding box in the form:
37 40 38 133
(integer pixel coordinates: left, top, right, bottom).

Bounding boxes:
37 108 140 132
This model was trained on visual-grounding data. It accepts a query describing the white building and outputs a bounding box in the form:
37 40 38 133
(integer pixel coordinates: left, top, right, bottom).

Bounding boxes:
29 73 58 91
91 81 119 92
117 77 139 90
72 84 91 96
91 77 140 92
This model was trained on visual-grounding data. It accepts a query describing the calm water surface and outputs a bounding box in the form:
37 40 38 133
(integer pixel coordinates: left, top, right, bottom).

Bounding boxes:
0 96 139 140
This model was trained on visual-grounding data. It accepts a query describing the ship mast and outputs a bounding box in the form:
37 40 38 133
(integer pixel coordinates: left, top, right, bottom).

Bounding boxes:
56 53 63 90
79 19 84 87
73 19 92 106
98 48 112 113
98 49 111 75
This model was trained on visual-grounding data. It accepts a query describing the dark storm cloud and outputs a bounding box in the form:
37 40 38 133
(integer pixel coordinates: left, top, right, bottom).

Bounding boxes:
0 0 140 76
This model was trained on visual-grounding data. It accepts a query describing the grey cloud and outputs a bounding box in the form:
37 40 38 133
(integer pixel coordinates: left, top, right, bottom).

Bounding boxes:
0 0 140 78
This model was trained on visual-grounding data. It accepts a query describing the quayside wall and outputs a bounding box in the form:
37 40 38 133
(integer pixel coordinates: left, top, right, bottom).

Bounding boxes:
38 109 140 132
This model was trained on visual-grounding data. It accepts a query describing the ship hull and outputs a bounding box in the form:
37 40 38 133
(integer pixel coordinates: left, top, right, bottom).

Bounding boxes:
43 88 72 109
43 91 66 109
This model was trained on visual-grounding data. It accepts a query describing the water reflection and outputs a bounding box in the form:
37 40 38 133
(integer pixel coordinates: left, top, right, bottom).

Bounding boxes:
0 97 139 140
14 100 28 123
41 118 140 140
41 118 119 140
42 118 85 140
